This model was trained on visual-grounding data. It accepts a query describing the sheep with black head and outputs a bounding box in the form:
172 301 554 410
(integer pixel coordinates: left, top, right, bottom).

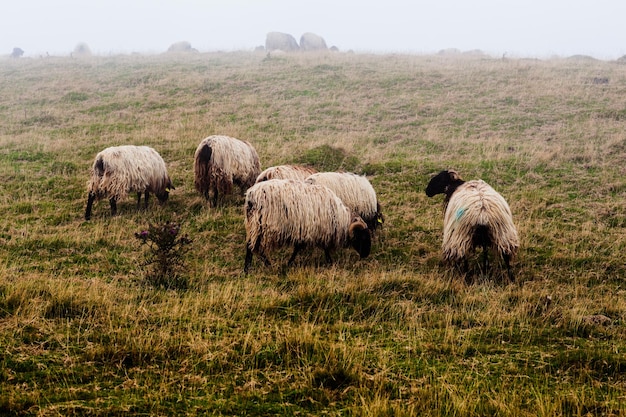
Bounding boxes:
244 179 371 273
426 169 519 280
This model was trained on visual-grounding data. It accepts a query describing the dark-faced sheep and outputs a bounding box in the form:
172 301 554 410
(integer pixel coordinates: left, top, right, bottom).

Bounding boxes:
425 169 519 279
85 145 173 220
305 172 384 233
244 179 371 273
255 164 317 183
194 135 261 207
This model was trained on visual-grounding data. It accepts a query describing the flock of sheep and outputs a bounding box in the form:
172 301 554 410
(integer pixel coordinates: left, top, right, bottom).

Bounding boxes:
84 135 519 278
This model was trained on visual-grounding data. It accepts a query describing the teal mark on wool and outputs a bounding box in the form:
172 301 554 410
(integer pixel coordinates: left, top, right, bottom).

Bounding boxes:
455 207 466 221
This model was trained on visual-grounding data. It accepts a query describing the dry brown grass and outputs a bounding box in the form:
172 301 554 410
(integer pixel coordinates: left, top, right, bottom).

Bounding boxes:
1 52 626 415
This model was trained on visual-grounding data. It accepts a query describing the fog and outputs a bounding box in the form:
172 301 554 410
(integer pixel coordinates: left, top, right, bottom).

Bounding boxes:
3 0 626 59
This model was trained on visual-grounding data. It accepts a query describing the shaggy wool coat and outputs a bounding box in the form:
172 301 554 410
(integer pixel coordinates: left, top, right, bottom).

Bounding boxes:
442 179 519 262
244 179 366 255
255 165 317 183
194 135 260 201
87 145 171 201
305 172 382 231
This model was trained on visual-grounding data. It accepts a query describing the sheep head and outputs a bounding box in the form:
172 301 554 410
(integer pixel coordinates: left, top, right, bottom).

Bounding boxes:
348 215 371 258
376 202 385 226
425 170 464 199
156 179 175 203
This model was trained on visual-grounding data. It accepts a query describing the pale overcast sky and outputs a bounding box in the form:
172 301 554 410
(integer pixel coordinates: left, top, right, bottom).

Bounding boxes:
3 0 626 59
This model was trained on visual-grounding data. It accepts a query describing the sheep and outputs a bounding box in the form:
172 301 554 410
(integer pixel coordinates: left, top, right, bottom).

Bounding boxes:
255 164 317 183
194 135 261 207
305 172 384 233
243 179 371 273
425 169 519 280
85 145 173 220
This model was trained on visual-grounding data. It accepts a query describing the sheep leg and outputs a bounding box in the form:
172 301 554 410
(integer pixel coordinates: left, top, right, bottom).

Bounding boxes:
482 245 489 274
210 186 218 208
109 198 117 216
245 235 271 273
288 244 304 266
245 247 270 272
144 192 150 209
448 252 469 276
244 246 254 273
324 248 333 264
85 192 96 220
503 253 514 282
259 253 271 267
461 260 476 284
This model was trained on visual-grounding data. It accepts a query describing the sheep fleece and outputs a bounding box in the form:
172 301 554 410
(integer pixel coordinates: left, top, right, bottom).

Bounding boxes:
442 180 519 261
87 145 170 201
194 135 260 195
255 165 317 183
305 172 378 224
245 180 354 253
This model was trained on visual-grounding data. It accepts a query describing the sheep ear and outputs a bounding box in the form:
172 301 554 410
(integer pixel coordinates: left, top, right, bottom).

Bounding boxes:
348 216 367 236
448 170 461 181
376 202 384 225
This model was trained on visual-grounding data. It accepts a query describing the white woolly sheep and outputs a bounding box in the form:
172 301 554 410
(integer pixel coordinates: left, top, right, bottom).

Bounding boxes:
425 169 519 279
244 179 371 272
255 164 317 183
194 135 261 207
85 145 173 220
305 172 384 233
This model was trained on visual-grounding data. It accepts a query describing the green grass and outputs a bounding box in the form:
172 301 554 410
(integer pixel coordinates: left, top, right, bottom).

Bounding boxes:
1 52 626 415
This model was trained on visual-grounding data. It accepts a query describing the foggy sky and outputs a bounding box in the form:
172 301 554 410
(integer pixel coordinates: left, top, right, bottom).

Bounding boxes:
3 0 626 59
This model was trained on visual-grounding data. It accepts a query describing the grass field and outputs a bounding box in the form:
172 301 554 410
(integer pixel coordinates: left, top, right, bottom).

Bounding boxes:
1 51 626 416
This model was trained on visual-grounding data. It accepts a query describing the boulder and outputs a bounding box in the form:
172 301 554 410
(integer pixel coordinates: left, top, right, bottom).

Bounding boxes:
73 43 92 57
265 32 299 52
300 32 327 51
167 41 197 53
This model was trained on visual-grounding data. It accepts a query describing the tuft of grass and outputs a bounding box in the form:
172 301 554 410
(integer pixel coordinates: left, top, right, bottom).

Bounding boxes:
296 144 360 172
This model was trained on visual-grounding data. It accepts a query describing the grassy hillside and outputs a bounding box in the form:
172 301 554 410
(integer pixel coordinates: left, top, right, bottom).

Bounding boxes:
1 51 626 416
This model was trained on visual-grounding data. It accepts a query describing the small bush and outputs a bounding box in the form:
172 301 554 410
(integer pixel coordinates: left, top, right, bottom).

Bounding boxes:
135 219 192 290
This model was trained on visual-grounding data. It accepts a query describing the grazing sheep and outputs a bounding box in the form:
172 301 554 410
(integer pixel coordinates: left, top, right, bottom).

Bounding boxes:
255 164 317 183
244 179 371 272
85 145 173 220
305 172 384 232
194 135 261 207
425 169 519 279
